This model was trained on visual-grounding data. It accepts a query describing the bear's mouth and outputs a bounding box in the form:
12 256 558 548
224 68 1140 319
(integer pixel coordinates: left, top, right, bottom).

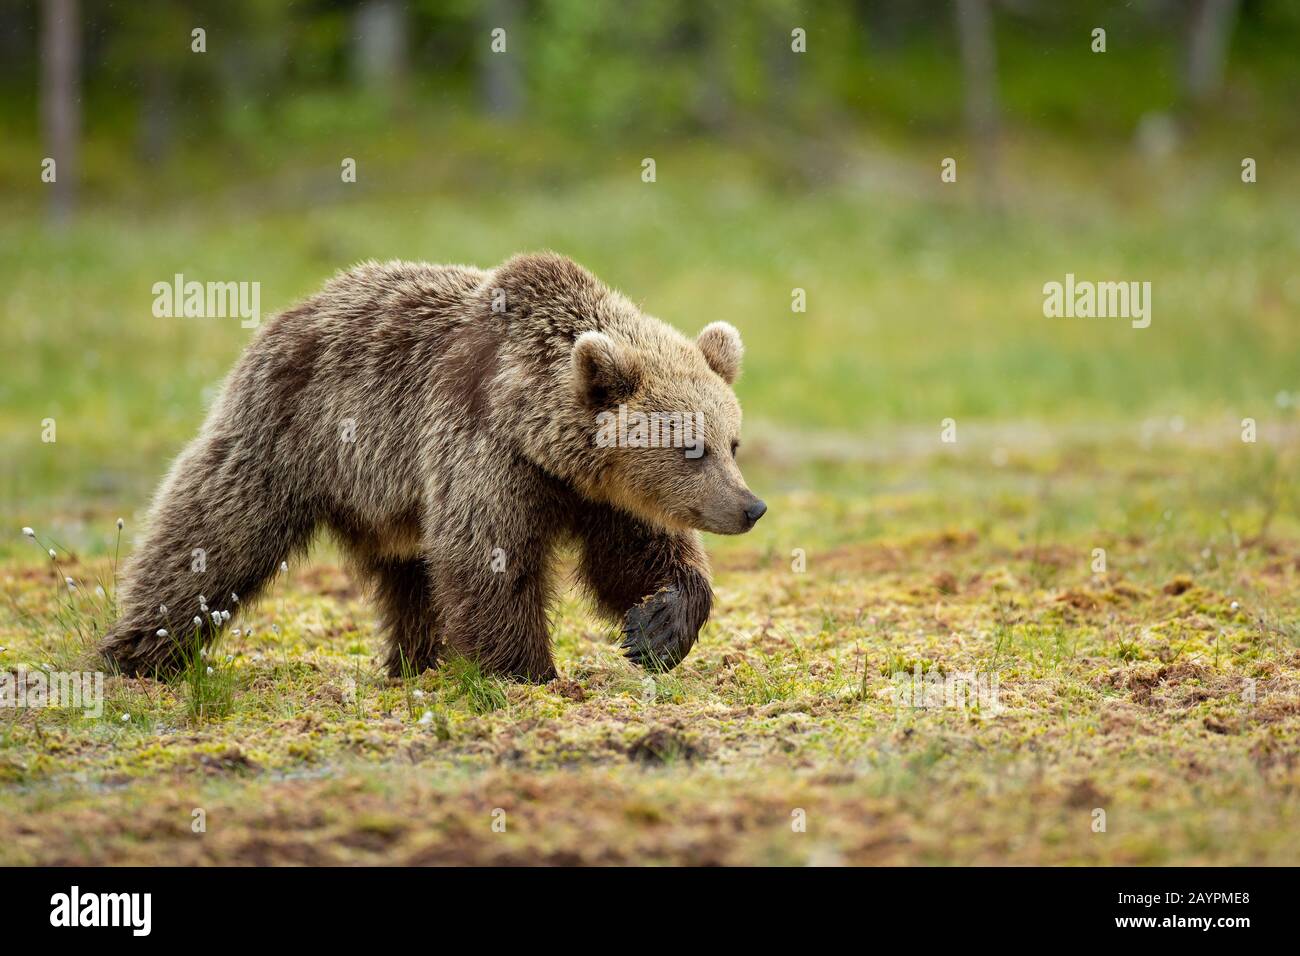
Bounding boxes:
686 506 750 536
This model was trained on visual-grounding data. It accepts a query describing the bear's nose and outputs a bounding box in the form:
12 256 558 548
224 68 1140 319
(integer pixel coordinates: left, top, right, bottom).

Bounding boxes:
744 499 767 525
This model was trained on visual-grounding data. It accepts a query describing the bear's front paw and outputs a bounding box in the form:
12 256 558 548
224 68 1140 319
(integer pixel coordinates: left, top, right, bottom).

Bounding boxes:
621 585 698 672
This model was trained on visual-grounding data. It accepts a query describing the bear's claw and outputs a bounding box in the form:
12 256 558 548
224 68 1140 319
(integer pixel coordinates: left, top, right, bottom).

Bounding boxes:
621 585 696 671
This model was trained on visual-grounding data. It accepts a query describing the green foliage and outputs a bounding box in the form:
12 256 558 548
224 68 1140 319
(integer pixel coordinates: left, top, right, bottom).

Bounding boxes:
4 2 1300 145
440 655 509 714
178 621 237 724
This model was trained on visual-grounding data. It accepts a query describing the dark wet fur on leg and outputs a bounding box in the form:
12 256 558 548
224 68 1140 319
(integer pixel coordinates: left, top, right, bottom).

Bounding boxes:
621 578 712 671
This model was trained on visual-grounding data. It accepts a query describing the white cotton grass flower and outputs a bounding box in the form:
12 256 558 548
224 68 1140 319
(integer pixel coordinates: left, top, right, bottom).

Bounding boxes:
49 549 56 559
120 713 130 722
198 594 207 604
200 647 208 659
206 666 214 675
22 527 35 538
232 628 241 638
65 577 76 589
95 585 105 598
280 561 288 573
418 710 434 725
116 517 124 530
231 592 239 603
193 616 202 626
160 604 168 614
156 629 168 637
1231 601 1240 610
413 689 425 699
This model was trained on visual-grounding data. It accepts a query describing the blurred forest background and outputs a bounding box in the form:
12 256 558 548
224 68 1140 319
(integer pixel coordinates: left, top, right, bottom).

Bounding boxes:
1 0 1297 550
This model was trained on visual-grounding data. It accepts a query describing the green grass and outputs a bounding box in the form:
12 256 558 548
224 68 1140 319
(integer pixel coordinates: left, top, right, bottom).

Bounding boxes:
178 621 239 724
2 120 1298 546
1 434 1297 864
1 117 1297 864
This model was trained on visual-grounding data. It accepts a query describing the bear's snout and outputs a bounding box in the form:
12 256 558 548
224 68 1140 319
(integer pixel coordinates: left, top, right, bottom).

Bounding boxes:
743 499 767 528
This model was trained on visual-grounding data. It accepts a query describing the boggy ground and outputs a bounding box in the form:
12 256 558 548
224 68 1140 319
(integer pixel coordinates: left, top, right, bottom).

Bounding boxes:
1 434 1298 865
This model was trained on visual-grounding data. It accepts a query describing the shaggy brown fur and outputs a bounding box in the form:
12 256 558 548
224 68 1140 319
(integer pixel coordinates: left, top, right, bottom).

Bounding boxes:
102 252 765 681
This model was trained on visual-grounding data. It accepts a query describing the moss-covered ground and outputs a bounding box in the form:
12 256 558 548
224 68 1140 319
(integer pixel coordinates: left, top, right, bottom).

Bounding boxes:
4 431 1296 865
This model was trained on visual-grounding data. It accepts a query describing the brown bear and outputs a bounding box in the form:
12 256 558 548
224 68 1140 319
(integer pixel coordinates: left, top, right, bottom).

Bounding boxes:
102 252 765 682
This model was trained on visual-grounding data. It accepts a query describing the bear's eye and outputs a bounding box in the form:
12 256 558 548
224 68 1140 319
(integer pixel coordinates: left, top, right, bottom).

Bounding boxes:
730 439 740 458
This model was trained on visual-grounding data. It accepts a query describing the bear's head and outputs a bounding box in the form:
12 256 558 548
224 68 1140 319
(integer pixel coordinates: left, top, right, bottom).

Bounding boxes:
573 320 766 535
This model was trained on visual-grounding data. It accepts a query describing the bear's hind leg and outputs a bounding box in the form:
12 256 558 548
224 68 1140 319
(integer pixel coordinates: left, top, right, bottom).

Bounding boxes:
102 434 317 677
362 556 442 677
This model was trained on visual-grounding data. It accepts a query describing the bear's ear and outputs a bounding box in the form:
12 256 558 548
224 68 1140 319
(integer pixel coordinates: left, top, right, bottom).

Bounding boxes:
696 321 743 384
572 331 641 407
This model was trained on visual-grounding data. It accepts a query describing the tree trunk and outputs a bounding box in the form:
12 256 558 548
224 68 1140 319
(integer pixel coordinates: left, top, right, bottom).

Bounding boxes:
138 66 174 166
40 0 80 227
953 0 1000 205
353 0 408 104
1184 0 1240 104
695 0 732 132
479 0 522 118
